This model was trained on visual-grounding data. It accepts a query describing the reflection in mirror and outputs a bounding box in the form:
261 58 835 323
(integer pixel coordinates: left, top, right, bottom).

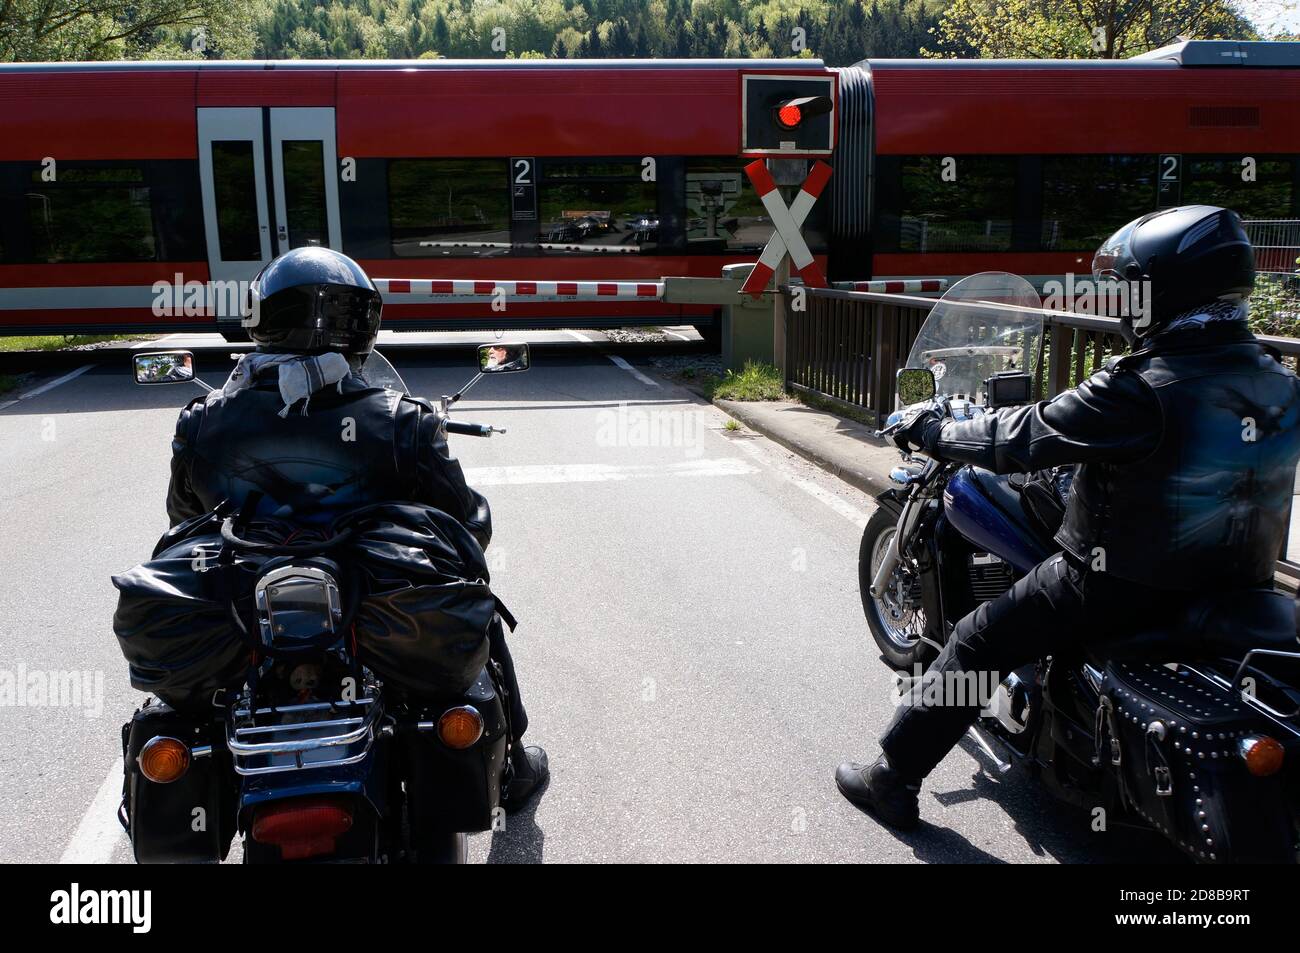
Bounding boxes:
478 343 531 374
134 351 195 385
896 367 936 406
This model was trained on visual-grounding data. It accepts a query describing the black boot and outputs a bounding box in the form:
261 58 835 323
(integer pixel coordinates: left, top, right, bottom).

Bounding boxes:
502 744 549 813
834 754 921 830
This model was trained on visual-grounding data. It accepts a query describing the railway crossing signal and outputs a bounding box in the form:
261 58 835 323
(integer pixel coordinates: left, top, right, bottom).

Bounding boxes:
740 159 832 297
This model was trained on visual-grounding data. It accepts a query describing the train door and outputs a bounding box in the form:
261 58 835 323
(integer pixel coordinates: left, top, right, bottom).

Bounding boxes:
196 107 342 333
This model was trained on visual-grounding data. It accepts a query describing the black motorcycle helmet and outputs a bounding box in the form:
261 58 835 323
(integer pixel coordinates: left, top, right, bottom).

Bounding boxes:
244 247 383 356
1092 205 1255 345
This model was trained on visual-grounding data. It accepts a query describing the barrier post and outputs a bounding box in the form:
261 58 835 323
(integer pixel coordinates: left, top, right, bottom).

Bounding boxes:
718 263 776 371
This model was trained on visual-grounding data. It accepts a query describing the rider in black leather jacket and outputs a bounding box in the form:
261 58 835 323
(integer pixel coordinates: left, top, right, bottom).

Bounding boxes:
165 247 548 809
836 206 1300 829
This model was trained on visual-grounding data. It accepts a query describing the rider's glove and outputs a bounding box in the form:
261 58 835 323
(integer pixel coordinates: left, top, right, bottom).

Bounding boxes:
892 407 947 455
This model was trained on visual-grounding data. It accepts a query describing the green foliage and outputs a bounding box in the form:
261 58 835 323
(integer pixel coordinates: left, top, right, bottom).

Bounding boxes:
926 0 1258 59
250 0 946 63
1 0 1281 66
1248 274 1300 339
0 0 262 61
707 360 787 400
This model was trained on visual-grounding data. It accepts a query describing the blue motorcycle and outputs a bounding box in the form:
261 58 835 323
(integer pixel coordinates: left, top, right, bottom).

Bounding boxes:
859 273 1300 863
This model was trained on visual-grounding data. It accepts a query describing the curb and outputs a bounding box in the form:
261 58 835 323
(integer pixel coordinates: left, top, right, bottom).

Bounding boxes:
713 397 894 499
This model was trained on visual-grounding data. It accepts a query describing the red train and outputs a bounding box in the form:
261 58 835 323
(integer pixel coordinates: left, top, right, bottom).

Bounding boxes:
0 41 1296 339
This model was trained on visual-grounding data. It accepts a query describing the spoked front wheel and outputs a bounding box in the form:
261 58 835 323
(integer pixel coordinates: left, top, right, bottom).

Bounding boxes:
858 503 937 669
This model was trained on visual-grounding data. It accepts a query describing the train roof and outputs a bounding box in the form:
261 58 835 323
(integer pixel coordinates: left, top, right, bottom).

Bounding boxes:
0 57 826 73
862 40 1300 70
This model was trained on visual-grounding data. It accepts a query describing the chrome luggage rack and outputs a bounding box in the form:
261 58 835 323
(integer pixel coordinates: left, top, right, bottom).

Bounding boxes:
226 692 384 776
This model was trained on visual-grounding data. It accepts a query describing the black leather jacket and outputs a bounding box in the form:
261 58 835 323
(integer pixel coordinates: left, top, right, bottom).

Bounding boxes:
931 319 1300 590
166 370 492 547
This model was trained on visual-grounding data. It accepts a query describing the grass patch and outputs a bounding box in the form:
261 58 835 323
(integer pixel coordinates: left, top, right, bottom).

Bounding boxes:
705 360 787 401
0 374 20 395
0 334 141 353
724 418 741 431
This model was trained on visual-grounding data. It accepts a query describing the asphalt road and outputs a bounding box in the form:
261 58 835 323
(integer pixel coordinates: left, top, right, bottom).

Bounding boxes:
0 332 1183 864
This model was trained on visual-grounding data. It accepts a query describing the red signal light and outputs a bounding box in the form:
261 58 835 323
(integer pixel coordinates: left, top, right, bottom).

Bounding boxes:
777 103 803 129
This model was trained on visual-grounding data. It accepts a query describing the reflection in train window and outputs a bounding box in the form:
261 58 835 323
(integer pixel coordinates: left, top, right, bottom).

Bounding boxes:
897 156 1016 253
1041 155 1157 251
211 142 263 262
388 159 510 257
1183 156 1294 220
281 141 328 249
535 160 656 255
26 164 156 263
684 159 772 252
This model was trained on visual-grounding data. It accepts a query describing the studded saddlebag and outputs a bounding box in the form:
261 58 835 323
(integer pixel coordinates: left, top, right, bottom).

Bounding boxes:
1097 661 1294 863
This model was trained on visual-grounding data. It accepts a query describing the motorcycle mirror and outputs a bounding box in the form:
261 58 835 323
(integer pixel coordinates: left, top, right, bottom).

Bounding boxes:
133 351 196 385
896 367 936 405
478 343 531 375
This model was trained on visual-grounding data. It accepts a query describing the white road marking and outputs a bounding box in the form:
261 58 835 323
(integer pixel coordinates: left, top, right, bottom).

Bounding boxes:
730 433 873 529
60 758 126 864
605 355 660 388
465 457 755 486
561 329 661 388
132 333 186 349
0 364 93 412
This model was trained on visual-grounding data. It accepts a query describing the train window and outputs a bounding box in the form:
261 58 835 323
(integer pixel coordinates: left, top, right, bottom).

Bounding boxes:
684 159 772 253
281 141 328 249
897 156 1016 253
25 164 155 263
1183 156 1294 220
388 159 510 257
211 142 263 262
1041 155 1158 251
535 160 657 255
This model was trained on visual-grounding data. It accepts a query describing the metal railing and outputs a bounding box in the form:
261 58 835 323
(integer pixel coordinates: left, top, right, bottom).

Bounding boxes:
782 285 1300 580
1242 218 1300 275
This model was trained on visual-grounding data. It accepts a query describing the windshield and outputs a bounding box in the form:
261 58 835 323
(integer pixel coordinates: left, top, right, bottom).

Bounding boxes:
359 349 409 394
905 272 1043 404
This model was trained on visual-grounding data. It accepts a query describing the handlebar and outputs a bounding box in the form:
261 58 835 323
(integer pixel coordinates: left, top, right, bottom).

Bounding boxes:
444 420 501 438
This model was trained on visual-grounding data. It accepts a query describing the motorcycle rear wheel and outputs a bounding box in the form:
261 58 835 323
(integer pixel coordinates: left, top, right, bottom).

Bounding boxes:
858 503 938 670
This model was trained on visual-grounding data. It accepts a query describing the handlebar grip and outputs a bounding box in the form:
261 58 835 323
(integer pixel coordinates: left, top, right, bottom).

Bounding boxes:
444 420 493 437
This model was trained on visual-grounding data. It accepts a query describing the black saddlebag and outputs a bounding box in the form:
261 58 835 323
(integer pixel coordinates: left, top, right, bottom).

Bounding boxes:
1097 661 1295 863
111 511 277 714
343 503 499 699
121 699 237 864
113 503 502 710
399 664 510 840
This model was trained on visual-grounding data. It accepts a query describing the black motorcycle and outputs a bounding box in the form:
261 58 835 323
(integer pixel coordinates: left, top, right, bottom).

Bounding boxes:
117 343 530 864
861 273 1300 863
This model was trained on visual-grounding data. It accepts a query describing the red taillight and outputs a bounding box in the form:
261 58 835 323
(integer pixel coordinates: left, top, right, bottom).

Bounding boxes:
251 796 353 861
776 103 803 129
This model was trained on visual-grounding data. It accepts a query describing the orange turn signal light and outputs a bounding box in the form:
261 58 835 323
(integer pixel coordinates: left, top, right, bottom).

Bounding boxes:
1240 734 1285 777
139 736 191 784
437 705 484 750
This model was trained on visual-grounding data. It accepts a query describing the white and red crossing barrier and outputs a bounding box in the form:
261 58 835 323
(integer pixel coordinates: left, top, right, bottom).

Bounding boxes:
741 159 833 296
373 278 664 302
830 279 948 294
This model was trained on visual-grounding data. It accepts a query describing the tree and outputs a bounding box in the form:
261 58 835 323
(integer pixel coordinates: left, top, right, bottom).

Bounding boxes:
928 0 1258 59
1 0 259 60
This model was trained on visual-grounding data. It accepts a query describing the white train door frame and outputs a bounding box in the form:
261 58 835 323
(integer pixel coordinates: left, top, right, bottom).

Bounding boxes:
267 107 343 257
196 106 342 332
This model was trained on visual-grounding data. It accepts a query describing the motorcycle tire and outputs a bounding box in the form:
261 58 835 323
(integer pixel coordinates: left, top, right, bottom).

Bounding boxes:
858 502 939 670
